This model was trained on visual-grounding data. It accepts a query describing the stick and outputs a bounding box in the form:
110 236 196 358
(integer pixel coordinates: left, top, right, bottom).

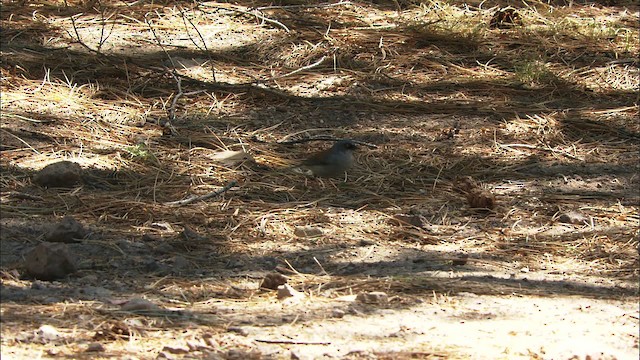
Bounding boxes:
199 3 290 33
167 70 183 122
254 339 331 345
164 180 238 206
255 1 352 10
1 113 54 124
64 0 98 53
271 56 326 80
277 137 378 149
179 5 216 81
145 13 182 123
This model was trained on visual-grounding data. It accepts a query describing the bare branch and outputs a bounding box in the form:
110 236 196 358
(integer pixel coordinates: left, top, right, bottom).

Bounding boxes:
179 5 216 81
64 0 98 53
199 2 290 33
164 180 238 206
277 136 378 149
271 56 327 80
255 1 352 10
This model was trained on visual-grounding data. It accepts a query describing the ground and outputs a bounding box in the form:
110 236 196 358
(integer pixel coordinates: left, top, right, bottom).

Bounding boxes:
0 0 638 359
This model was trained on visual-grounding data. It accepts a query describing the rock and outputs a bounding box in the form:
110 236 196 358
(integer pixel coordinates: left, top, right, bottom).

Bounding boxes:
211 149 254 165
277 284 305 300
77 286 113 300
25 242 77 280
356 291 388 304
35 324 62 343
390 214 426 228
162 346 189 354
180 225 202 241
121 298 160 312
227 326 249 336
558 211 589 225
33 161 83 188
260 273 288 290
331 308 346 318
454 176 496 211
465 189 496 210
186 339 208 351
294 226 324 238
86 342 105 352
45 216 87 243
359 239 375 246
454 176 479 193
157 351 176 360
226 349 262 360
172 255 190 272
451 253 469 266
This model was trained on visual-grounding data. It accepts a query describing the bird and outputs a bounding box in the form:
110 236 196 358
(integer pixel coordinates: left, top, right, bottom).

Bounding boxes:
295 140 358 178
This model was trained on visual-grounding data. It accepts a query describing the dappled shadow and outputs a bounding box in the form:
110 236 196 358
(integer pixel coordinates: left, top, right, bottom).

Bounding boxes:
1 1 638 343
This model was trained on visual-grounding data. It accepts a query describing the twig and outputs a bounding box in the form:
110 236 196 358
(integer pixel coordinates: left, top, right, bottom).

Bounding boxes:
277 136 378 149
0 129 40 154
255 1 352 10
164 180 238 206
313 256 329 276
145 13 184 123
271 56 326 80
96 0 117 52
1 113 54 124
167 70 183 122
144 13 176 69
5 192 45 201
283 259 303 276
498 143 583 160
64 0 99 53
255 338 331 345
179 5 216 81
199 3 290 33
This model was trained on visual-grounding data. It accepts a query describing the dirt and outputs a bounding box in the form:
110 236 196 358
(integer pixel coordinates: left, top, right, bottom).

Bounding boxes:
1 1 639 359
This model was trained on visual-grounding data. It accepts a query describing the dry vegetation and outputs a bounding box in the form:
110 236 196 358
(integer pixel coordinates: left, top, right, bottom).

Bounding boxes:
1 0 639 359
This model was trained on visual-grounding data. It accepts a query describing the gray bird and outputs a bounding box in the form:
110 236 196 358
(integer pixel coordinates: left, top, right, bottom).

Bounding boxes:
296 140 358 178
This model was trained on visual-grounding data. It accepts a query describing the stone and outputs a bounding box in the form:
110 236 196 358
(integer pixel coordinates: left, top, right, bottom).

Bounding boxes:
25 242 77 280
277 284 305 300
35 324 61 343
121 298 160 312
172 256 190 272
162 346 189 354
356 291 389 304
45 216 87 243
260 273 288 290
33 161 83 188
294 226 324 238
86 342 105 352
227 326 249 336
465 189 496 210
558 211 589 225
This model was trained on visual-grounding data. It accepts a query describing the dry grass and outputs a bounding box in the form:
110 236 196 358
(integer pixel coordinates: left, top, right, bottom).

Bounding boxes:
1 0 639 358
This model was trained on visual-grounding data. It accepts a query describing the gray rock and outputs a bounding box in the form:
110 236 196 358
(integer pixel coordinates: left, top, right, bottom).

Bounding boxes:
356 291 389 304
86 342 105 352
33 161 83 188
172 255 190 272
121 298 160 312
260 273 288 290
277 284 305 300
46 216 87 243
35 324 62 343
294 226 324 238
25 242 77 280
558 211 589 225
